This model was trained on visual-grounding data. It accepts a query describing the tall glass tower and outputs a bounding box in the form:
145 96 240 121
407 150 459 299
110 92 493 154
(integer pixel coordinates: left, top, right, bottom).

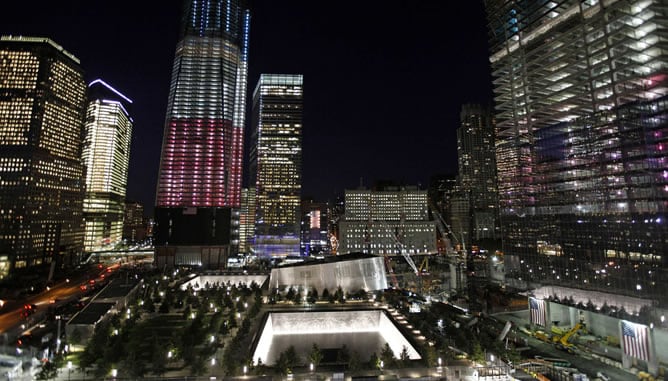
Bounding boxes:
156 0 250 208
82 79 133 252
249 74 303 257
457 104 499 241
154 0 249 267
0 36 87 278
485 0 668 305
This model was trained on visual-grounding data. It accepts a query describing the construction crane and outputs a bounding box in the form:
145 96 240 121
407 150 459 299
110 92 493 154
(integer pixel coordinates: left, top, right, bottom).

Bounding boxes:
430 204 465 254
376 219 419 274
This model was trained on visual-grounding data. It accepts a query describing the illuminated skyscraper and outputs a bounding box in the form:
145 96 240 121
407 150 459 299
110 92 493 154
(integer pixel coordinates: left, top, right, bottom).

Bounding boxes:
485 0 668 305
0 36 87 278
156 0 250 208
456 104 499 241
239 187 255 254
82 79 133 252
300 199 330 256
249 74 303 257
154 0 250 267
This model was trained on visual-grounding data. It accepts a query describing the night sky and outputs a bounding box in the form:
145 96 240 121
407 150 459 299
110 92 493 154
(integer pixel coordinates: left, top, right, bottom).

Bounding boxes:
1 1 493 215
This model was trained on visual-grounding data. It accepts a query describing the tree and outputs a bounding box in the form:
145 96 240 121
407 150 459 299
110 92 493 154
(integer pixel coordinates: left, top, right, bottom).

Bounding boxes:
322 288 330 301
68 327 82 346
349 350 362 371
159 299 171 313
380 343 395 368
422 344 437 367
368 352 381 370
471 341 484 363
285 345 299 369
36 361 58 380
337 344 350 365
182 305 192 319
335 286 345 303
191 355 208 376
151 335 168 376
276 352 291 375
308 343 323 367
286 287 296 303
399 346 410 367
291 289 303 304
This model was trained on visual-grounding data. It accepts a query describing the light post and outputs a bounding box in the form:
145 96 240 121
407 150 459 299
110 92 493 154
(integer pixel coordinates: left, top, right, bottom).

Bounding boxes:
310 363 314 372
111 368 117 379
243 365 248 376
67 361 72 381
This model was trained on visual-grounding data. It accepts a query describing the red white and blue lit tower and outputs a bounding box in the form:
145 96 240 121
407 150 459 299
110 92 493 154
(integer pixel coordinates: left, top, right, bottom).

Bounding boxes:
154 0 250 265
156 0 250 208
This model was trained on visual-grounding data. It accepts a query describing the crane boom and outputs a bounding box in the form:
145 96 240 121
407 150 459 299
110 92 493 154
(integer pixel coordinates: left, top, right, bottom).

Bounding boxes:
377 219 419 274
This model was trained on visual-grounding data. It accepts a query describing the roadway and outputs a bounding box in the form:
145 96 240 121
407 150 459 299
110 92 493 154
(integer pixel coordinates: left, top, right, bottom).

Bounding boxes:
0 264 117 341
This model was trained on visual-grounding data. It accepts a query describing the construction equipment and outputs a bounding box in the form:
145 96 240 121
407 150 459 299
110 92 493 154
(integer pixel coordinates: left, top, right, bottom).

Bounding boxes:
534 331 551 343
552 323 585 353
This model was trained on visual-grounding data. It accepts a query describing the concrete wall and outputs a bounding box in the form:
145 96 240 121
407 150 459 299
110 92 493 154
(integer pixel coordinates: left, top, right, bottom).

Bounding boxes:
548 302 668 365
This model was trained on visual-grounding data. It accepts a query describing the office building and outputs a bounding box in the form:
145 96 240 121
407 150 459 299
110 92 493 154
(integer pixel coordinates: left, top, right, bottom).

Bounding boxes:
300 199 330 256
457 104 499 241
154 0 250 267
239 187 255 254
82 80 133 252
338 186 437 255
0 36 87 277
485 0 668 305
123 201 147 244
249 74 303 257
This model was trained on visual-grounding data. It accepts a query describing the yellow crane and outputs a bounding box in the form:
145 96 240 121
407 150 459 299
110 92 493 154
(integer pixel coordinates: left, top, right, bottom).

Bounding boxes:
552 323 585 353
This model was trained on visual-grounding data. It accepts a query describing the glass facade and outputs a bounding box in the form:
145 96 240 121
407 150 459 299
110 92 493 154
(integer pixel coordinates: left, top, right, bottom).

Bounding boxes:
156 0 250 208
484 0 668 305
0 36 87 277
249 74 303 257
457 104 500 240
82 80 133 252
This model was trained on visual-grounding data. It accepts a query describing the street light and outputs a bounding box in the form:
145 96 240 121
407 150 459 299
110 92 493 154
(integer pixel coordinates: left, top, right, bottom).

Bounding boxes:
310 363 314 372
111 368 117 378
67 361 72 381
243 365 247 375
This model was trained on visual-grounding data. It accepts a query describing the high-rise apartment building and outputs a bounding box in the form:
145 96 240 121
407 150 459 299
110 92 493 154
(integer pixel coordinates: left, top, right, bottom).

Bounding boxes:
457 104 499 241
0 36 87 278
339 186 437 255
249 74 303 257
485 0 668 305
154 0 250 267
82 79 133 252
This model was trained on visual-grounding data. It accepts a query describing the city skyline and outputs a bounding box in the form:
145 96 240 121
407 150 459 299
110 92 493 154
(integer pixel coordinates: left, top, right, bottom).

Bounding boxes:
0 1 493 213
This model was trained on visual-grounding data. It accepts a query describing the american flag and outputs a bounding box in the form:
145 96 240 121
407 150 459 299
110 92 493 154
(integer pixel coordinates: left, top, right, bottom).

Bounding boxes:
529 297 547 327
621 320 650 361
